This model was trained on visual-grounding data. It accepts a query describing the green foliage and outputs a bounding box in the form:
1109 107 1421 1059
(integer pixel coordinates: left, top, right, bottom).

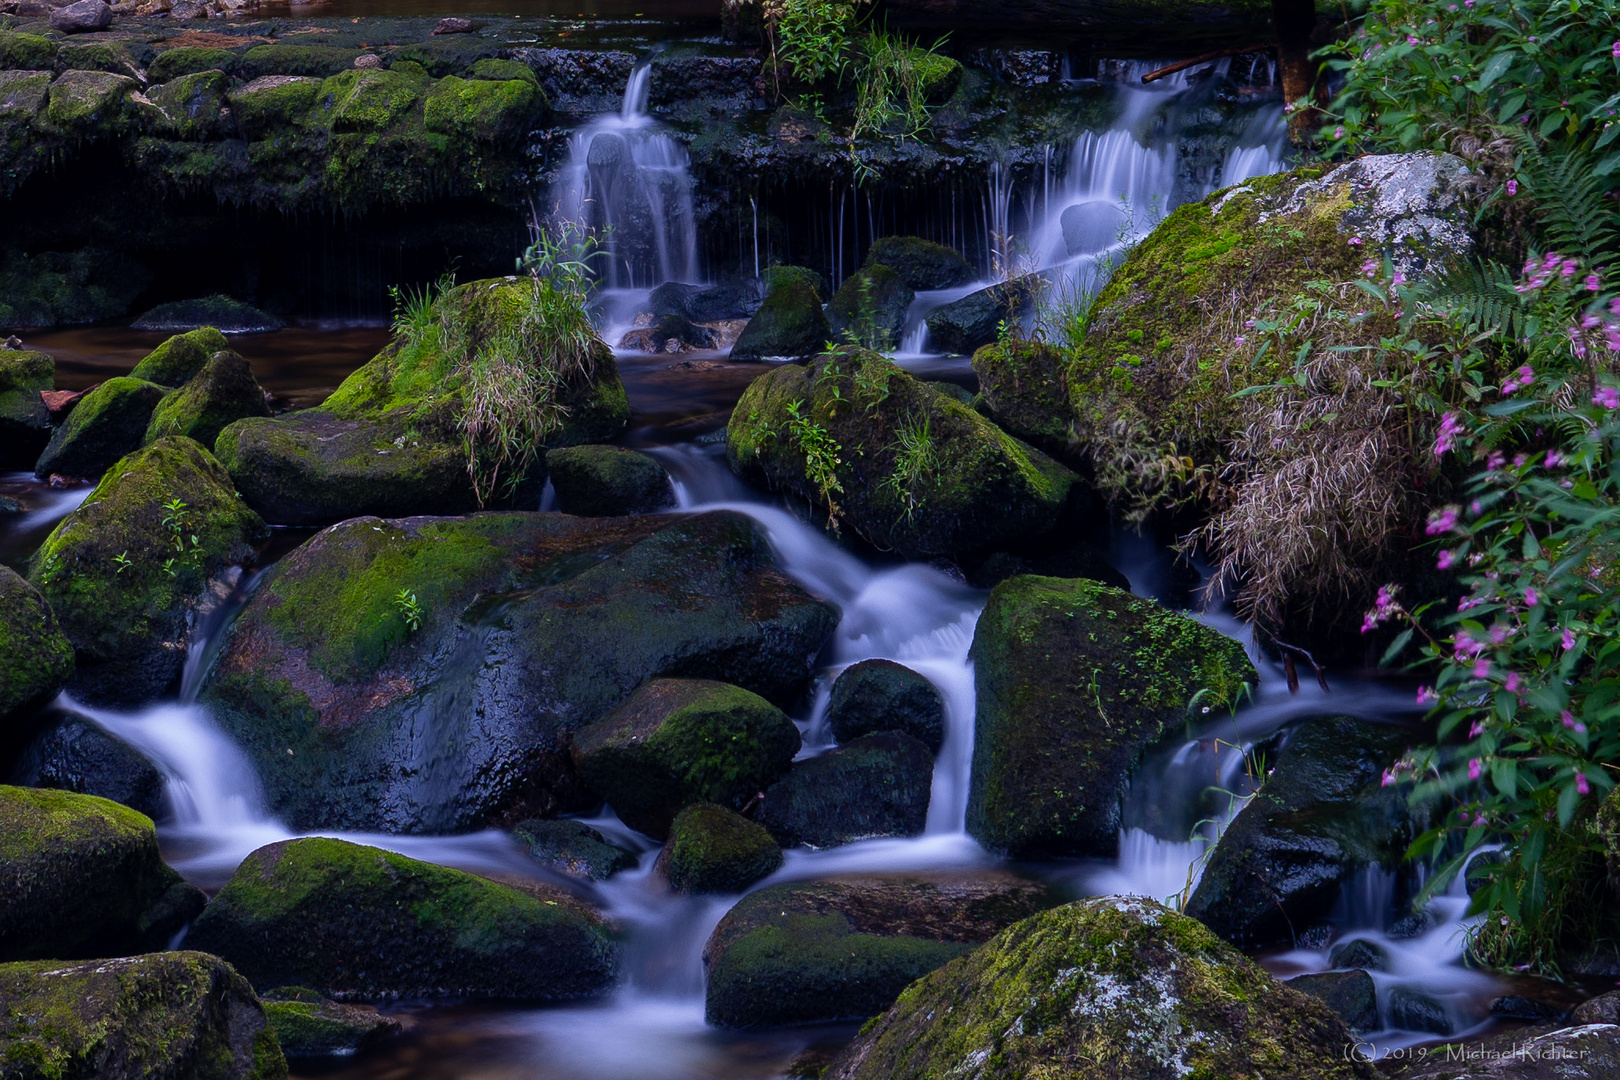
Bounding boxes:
766 0 862 85
393 588 424 634
785 398 844 528
882 412 933 522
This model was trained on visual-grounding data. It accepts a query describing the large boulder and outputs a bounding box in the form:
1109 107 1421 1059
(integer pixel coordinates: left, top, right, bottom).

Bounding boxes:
49 0 112 34
823 896 1377 1080
971 338 1074 456
967 575 1255 857
131 296 282 335
513 818 639 881
864 236 973 291
826 266 913 350
658 802 782 894
1286 969 1379 1034
572 677 801 839
142 349 271 451
923 279 1032 355
33 377 168 480
200 510 837 832
730 277 831 361
0 567 73 732
0 786 205 963
825 659 943 752
29 437 266 706
727 349 1077 559
1382 1025 1620 1078
262 996 400 1058
1184 715 1413 950
762 732 933 847
0 952 286 1080
128 327 230 387
0 351 53 469
545 444 675 517
7 713 165 820
703 872 1055 1029
187 837 618 1001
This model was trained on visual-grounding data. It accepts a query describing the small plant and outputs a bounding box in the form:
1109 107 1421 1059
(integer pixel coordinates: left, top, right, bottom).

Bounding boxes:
785 398 845 528
882 412 934 521
851 356 892 412
113 551 132 574
389 272 455 352
394 588 425 634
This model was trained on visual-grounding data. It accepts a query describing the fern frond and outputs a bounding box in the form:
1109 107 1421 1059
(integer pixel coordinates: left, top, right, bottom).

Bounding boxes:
1512 132 1620 265
1422 257 1525 339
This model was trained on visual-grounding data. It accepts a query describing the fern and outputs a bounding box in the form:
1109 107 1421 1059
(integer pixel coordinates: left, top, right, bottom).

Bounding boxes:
1512 134 1620 265
1424 257 1525 340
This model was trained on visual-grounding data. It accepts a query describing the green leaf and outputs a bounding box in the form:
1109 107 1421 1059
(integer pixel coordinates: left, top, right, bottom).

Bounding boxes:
1557 781 1580 827
1381 628 1415 667
1474 50 1515 92
1491 757 1517 797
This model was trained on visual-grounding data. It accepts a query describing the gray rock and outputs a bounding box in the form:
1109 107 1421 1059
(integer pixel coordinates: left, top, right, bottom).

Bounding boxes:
1574 991 1620 1025
513 818 637 881
1329 938 1390 972
924 278 1034 354
1380 1023 1620 1078
1389 987 1455 1035
763 732 934 847
1287 969 1378 1033
546 444 675 517
8 714 165 819
826 659 943 753
49 0 111 33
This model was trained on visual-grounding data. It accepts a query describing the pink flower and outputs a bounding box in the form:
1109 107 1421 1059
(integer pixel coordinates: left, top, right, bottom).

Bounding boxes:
1469 720 1485 738
1406 34 1420 44
1335 126 1346 138
1349 236 1364 246
1382 770 1396 788
1525 587 1538 606
1234 336 1247 346
1613 40 1620 58
1595 385 1620 410
1588 274 1602 292
1468 758 1483 780
1427 507 1459 534
1577 773 1591 795
1437 549 1455 570
1506 180 1517 195
1563 627 1577 650
1362 259 1379 276
1434 411 1465 456
1562 260 1580 276
1502 365 1535 395
1504 671 1521 693
1473 813 1487 827
1486 450 1506 472
1546 450 1563 468
1417 685 1437 705
1472 658 1491 678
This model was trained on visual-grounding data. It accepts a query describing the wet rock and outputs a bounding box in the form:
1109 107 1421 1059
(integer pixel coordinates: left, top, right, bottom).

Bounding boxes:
262 997 400 1058
0 567 74 730
825 659 943 753
1381 1022 1620 1078
128 327 230 388
0 350 53 469
145 71 232 142
8 714 164 819
143 349 271 452
514 818 638 881
573 677 800 839
1493 996 1566 1022
0 952 287 1080
703 871 1055 1029
968 575 1256 857
422 74 543 143
49 0 111 33
658 802 782 894
649 281 760 324
131 295 284 335
1388 987 1454 1035
972 338 1074 455
147 45 240 84
923 279 1033 355
1287 969 1378 1033
201 510 836 832
1574 990 1620 1024
728 349 1077 560
1184 716 1412 950
863 237 973 291
1060 198 1128 255
824 896 1376 1080
827 265 913 350
546 444 675 516
0 785 205 962
29 437 266 707
432 16 475 34
730 277 830 361
1329 937 1390 972
33 377 168 480
763 733 933 847
188 837 618 1001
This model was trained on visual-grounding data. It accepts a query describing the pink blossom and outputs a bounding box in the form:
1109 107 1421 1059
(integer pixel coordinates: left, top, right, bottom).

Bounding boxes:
1469 720 1485 738
1473 813 1487 827
1546 450 1563 467
1577 773 1590 795
1234 336 1247 346
1486 450 1506 472
1562 710 1577 728
1472 658 1491 678
1335 125 1346 139
1506 180 1517 196
1348 236 1363 246
1437 549 1455 570
1525 587 1539 606
1613 40 1620 58
1504 671 1521 693
1588 274 1603 291
1427 507 1459 534
1563 627 1577 650
1562 260 1580 277
1381 770 1396 788
1468 758 1483 780
1595 385 1620 410
1362 259 1379 276
1406 35 1420 44
1417 685 1437 705
1434 411 1465 456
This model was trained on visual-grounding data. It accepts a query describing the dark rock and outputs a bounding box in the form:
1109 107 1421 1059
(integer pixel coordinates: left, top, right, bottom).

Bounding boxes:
432 16 476 34
0 351 53 469
146 71 232 141
143 349 271 452
263 997 400 1058
659 802 782 894
513 818 638 881
1388 987 1454 1035
0 952 287 1080
1574 990 1620 1025
1287 969 1378 1033
1380 1022 1620 1078
130 295 284 335
763 733 933 848
187 837 619 1001
0 785 205 962
572 677 801 839
0 567 74 731
1493 996 1565 1022
967 575 1256 857
648 281 760 324
826 659 943 752
827 265 913 350
8 714 164 819
1386 910 1434 939
924 279 1033 355
33 377 168 480
971 338 1074 455
129 327 230 388
546 444 675 517
762 264 827 302
864 237 973 291
1329 938 1389 972
703 871 1055 1029
49 0 112 33
730 278 831 361
824 896 1377 1080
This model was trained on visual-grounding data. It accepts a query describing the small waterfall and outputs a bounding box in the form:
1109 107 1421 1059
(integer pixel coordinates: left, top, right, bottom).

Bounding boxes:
554 53 700 289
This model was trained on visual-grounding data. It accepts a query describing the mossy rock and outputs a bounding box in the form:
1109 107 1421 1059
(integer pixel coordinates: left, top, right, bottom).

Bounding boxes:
0 32 57 72
388 36 501 77
200 510 836 832
545 444 675 517
321 68 424 134
0 247 150 329
227 74 322 137
44 70 144 134
727 348 1077 559
659 802 782 894
145 69 231 141
1286 969 1378 1034
262 998 399 1058
761 264 827 301
0 951 286 1080
966 575 1256 857
128 327 230 387
188 837 619 1000
826 265 913 349
971 338 1074 456
34 376 168 479
0 785 205 962
0 566 73 729
825 658 943 752
423 75 541 143
572 677 801 839
762 732 933 848
923 280 1030 355
239 44 360 80
703 872 1056 1029
863 236 972 291
468 57 538 85
147 45 239 84
131 296 283 334
7 714 164 819
56 42 137 78
29 437 266 705
730 277 830 361
823 896 1377 1080
0 350 53 469
513 818 638 881
143 349 271 452
1183 716 1413 950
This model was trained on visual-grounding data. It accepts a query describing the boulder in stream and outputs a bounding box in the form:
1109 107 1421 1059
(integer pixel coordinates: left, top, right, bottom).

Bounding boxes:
188 837 619 1001
923 278 1033 355
7 713 165 819
730 277 831 361
826 266 913 350
825 659 942 752
0 350 54 469
971 338 1075 456
142 349 271 452
658 802 782 894
33 377 168 480
545 444 675 517
762 732 933 847
0 566 74 732
262 994 400 1058
863 236 973 291
129 327 231 388
1286 969 1379 1033
514 818 639 881
131 296 283 335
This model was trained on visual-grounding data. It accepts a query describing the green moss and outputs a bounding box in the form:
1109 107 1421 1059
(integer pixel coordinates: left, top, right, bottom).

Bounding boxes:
730 277 831 361
146 70 231 141
147 46 239 84
761 264 827 301
228 75 323 137
34 376 168 479
45 70 141 132
863 236 972 290
468 57 538 85
545 443 674 516
321 68 424 133
423 75 540 143
971 339 1074 454
0 31 56 72
240 44 360 80
129 330 229 388
662 803 782 894
0 565 74 722
142 348 269 450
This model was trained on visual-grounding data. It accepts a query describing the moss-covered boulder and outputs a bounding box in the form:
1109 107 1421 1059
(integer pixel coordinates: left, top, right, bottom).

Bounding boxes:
0 786 204 962
145 70 231 141
762 264 827 301
1287 969 1379 1033
131 296 283 335
0 350 53 468
44 70 146 137
864 237 973 291
7 714 164 820
239 44 360 80
0 951 286 1080
1183 716 1413 949
703 872 1055 1029
546 444 675 517
762 733 933 848
146 45 239 84
824 896 1377 1080
513 818 638 881
825 659 943 752
572 678 801 839
29 437 266 705
423 74 542 143
262 997 399 1058
0 567 73 730
0 32 57 72
658 802 782 894
143 350 270 451
33 377 168 479
188 837 619 1001
128 327 230 387
826 266 913 350
971 338 1074 455
966 575 1255 857
730 278 831 361
728 349 1077 559
200 510 836 832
